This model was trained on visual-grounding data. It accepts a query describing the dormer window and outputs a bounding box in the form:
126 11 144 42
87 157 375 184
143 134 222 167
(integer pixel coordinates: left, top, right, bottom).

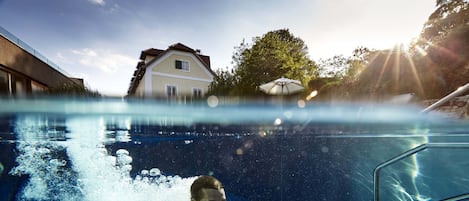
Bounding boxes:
175 60 189 71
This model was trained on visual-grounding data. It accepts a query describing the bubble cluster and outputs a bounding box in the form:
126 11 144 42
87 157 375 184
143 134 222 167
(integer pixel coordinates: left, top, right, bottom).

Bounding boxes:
116 149 133 174
10 116 202 201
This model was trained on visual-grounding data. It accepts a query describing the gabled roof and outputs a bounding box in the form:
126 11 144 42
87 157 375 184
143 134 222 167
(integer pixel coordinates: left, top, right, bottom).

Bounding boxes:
127 43 215 95
139 43 211 68
139 48 165 60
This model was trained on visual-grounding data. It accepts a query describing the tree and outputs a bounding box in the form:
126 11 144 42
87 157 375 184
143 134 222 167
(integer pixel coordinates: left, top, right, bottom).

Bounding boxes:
412 0 469 98
311 47 371 100
317 55 349 78
345 46 371 82
48 83 101 97
207 67 237 96
423 25 469 97
231 29 318 96
416 0 468 48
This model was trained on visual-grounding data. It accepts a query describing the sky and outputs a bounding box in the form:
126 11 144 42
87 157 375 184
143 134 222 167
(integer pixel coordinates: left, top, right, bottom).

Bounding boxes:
0 0 436 96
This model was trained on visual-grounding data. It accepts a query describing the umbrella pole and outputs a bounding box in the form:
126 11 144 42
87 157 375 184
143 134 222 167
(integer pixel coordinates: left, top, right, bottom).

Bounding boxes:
281 85 284 105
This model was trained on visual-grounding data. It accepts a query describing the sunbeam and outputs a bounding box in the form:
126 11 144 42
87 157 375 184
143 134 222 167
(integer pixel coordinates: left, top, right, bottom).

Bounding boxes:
405 51 426 97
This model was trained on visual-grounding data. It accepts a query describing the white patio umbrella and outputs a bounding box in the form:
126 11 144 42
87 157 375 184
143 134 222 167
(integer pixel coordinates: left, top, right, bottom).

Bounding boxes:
259 77 304 95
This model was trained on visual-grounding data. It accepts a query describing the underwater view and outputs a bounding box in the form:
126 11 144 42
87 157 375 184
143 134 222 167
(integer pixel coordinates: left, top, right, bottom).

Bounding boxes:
1 98 469 201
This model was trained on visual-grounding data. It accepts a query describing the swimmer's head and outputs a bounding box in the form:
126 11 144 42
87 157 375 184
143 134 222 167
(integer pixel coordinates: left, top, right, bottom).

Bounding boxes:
190 175 226 201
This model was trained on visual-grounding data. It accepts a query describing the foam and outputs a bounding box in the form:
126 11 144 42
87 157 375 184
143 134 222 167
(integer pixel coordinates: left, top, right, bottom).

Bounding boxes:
10 116 198 201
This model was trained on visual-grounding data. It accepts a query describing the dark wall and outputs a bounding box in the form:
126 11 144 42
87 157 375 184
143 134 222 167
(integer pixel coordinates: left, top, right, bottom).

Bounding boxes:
0 35 78 88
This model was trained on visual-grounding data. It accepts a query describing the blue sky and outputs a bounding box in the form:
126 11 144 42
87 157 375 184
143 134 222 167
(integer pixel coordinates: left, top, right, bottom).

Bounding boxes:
0 0 435 96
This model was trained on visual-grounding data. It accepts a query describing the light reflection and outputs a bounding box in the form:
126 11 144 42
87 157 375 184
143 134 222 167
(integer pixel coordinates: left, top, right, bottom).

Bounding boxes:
236 148 243 155
207 95 219 108
0 162 3 175
389 138 428 201
283 111 293 119
274 118 282 126
297 99 306 108
415 46 428 56
306 90 318 101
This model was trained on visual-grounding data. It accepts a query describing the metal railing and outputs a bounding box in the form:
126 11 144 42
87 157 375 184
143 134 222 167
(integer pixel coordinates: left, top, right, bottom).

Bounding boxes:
421 83 469 113
373 143 469 201
0 25 71 76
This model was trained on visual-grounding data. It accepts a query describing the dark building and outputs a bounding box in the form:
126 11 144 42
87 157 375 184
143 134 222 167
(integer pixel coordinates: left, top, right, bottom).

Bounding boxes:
0 26 83 96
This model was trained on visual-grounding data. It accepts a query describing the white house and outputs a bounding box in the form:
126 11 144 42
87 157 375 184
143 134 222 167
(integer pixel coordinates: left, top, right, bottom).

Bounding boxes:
127 43 215 99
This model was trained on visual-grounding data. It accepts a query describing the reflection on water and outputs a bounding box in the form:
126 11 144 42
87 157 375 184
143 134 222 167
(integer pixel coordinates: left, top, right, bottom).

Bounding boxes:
1 98 469 201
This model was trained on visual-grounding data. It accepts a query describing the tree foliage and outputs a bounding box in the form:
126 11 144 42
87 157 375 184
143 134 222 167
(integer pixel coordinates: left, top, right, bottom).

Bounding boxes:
316 0 469 101
418 0 468 47
413 0 469 98
312 47 371 100
48 83 101 97
207 68 236 96
209 1 468 101
231 29 318 96
317 55 349 78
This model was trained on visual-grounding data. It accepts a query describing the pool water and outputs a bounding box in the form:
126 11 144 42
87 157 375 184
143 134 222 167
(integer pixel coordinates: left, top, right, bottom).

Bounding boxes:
1 98 469 201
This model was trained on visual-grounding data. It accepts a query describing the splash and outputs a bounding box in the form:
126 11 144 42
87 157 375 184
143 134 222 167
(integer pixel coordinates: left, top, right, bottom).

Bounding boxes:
10 116 197 201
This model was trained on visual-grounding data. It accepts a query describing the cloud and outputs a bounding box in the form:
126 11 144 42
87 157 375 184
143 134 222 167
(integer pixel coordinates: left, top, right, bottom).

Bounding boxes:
72 48 136 73
88 0 105 6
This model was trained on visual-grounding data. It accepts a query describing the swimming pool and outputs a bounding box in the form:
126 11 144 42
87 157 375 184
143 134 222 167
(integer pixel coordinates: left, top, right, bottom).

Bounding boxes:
1 97 469 201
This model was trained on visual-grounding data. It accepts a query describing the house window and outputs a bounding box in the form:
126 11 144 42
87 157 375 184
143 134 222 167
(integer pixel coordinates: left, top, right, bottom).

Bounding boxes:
31 80 47 93
0 69 31 96
11 75 27 96
193 88 203 98
175 60 189 71
0 69 9 95
166 85 177 97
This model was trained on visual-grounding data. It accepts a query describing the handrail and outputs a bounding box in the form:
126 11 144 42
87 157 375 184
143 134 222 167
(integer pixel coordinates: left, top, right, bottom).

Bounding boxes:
0 25 71 77
421 83 469 113
442 192 469 201
373 143 469 201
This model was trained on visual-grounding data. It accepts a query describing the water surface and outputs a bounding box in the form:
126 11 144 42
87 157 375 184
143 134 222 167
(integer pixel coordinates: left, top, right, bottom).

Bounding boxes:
1 98 469 201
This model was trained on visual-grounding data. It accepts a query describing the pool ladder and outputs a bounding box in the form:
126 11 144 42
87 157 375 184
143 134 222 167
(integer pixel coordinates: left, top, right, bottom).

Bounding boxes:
373 143 469 201
421 83 469 113
374 83 469 200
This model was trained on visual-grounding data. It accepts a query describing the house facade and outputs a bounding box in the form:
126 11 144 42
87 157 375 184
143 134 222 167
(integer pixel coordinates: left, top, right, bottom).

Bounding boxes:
127 43 215 99
0 26 83 96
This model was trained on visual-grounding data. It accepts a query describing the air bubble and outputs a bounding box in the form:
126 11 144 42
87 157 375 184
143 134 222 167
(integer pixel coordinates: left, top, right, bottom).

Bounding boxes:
141 169 149 176
106 156 116 166
49 159 67 167
149 168 161 176
97 147 108 155
117 155 133 166
121 164 132 172
116 149 129 156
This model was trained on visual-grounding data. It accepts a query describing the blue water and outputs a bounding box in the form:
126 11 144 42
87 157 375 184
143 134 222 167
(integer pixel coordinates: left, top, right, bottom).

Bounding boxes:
1 98 469 201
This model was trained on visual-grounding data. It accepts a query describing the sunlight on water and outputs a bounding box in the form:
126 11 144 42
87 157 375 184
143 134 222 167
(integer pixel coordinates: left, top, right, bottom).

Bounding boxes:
10 116 197 201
